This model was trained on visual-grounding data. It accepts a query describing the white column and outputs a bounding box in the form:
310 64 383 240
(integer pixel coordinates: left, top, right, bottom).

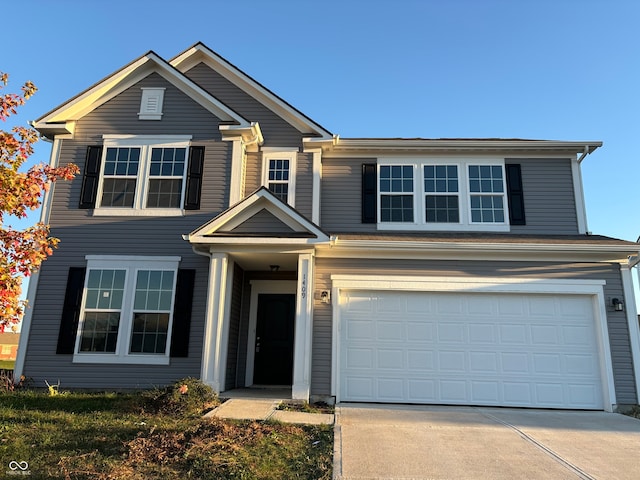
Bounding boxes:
200 252 229 393
228 139 244 206
621 265 640 403
308 148 322 225
292 252 314 400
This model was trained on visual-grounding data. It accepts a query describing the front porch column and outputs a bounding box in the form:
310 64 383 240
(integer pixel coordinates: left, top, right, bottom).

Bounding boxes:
200 252 230 393
292 252 315 400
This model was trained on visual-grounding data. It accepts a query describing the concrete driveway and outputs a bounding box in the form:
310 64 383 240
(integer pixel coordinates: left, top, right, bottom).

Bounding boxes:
334 404 640 479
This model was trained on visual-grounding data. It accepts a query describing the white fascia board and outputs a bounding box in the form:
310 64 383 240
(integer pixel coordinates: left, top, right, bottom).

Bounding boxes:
330 138 603 153
170 44 332 138
35 53 249 136
187 236 329 246
317 240 639 263
187 189 328 241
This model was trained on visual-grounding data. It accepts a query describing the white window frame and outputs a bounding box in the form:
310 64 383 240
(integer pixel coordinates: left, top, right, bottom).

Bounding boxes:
94 135 191 217
73 255 181 365
262 149 297 207
377 157 510 232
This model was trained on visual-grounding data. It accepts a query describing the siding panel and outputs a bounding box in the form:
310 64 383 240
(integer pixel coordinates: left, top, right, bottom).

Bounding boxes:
185 63 304 147
24 73 232 388
320 157 580 235
225 263 245 391
321 158 377 233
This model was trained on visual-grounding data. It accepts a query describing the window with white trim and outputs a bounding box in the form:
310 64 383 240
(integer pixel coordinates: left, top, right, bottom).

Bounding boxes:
96 135 191 215
262 151 297 206
74 257 180 365
377 159 509 231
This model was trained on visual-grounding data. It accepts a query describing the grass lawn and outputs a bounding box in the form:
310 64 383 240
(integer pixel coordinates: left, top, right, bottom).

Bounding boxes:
0 390 333 479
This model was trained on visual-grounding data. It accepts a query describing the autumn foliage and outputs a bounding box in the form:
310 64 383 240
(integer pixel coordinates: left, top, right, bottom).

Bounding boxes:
0 73 78 331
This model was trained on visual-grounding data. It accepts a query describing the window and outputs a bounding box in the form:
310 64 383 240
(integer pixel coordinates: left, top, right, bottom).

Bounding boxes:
378 159 509 231
424 165 459 223
380 165 414 222
95 135 191 215
262 151 297 206
468 165 505 223
74 257 180 365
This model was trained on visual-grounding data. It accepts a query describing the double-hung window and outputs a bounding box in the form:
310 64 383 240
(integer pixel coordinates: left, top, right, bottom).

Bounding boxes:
74 256 180 365
378 159 509 231
96 135 191 215
380 165 414 222
468 165 505 223
424 165 459 223
262 150 297 206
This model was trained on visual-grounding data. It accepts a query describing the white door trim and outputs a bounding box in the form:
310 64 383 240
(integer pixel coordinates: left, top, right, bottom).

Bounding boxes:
245 280 297 387
330 275 616 411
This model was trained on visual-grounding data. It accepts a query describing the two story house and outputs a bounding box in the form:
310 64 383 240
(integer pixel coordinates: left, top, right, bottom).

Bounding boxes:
15 43 640 412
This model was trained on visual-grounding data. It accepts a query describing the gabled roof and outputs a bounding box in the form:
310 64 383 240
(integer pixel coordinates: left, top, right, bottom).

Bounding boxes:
34 50 251 137
170 42 333 140
185 187 329 245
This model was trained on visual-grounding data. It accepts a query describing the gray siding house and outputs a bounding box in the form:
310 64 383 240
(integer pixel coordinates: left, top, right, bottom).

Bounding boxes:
16 43 640 412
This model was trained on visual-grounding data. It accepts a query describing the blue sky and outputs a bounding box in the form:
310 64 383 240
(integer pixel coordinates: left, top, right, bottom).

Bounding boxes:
3 0 639 311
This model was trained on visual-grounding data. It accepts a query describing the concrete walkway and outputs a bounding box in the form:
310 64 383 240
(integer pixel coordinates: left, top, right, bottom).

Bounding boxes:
205 397 334 425
334 404 640 480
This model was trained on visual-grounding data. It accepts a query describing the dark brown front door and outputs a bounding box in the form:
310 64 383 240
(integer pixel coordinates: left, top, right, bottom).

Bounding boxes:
253 294 295 385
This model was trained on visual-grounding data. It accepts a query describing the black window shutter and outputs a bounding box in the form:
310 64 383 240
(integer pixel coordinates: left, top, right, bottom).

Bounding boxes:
506 163 526 225
79 146 103 209
184 146 205 210
56 267 86 354
170 269 196 357
362 163 377 223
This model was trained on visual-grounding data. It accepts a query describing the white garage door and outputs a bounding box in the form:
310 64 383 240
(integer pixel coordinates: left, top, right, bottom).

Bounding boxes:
339 290 604 409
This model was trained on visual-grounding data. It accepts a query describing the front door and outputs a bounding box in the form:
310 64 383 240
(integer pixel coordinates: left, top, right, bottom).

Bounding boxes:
253 294 296 385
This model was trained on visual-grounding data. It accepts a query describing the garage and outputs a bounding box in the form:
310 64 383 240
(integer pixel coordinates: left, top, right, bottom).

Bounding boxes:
338 289 605 409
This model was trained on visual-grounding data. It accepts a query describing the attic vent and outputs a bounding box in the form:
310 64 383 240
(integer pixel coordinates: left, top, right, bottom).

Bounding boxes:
138 87 165 120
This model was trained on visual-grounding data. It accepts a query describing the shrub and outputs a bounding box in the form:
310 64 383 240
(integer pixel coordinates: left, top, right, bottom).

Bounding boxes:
142 377 217 416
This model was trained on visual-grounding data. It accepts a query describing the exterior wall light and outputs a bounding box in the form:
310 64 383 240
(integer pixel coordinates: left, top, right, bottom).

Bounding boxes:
611 298 624 312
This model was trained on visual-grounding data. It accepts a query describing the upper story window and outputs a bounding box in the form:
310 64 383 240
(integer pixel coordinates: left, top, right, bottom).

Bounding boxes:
74 256 180 365
377 159 509 232
262 150 297 206
88 135 193 216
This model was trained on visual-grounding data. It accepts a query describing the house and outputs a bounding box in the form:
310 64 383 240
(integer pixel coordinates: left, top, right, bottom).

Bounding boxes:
15 43 640 412
0 332 19 366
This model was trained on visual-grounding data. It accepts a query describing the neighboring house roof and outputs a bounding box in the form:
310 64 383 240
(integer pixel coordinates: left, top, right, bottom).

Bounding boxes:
33 50 251 137
0 333 20 345
170 42 333 139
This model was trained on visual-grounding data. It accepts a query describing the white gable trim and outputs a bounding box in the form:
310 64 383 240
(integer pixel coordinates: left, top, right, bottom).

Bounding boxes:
185 188 329 244
34 52 250 137
171 43 333 139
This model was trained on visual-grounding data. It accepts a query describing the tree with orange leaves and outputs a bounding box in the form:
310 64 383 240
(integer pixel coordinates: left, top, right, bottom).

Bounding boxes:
0 72 78 331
